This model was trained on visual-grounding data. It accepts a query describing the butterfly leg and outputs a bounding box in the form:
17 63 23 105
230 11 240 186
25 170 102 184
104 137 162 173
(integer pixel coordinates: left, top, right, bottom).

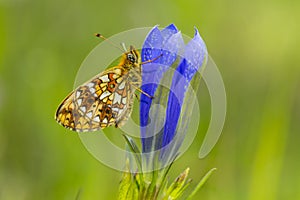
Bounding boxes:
141 54 163 64
132 85 154 99
135 92 152 105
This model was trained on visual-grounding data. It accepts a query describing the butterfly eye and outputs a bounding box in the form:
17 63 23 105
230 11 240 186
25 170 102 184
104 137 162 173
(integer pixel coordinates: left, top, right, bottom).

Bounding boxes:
127 54 135 63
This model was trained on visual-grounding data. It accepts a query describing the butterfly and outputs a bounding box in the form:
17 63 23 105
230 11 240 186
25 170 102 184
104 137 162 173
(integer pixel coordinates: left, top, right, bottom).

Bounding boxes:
55 34 154 132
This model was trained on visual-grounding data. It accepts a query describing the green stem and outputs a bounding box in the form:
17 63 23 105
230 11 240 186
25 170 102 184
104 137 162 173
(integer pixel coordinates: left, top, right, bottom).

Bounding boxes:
122 134 144 185
155 154 178 199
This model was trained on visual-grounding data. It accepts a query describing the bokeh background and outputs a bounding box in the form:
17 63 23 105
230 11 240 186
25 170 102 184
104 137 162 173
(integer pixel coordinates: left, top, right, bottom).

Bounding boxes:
1 0 300 199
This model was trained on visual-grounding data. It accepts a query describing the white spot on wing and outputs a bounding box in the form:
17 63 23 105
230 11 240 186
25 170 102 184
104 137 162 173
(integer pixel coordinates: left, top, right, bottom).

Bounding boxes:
122 97 127 104
100 91 111 100
119 81 125 89
76 91 81 98
90 87 96 94
86 111 93 119
103 118 108 124
94 116 100 122
80 106 86 113
112 108 119 113
113 93 122 104
77 99 82 106
87 82 94 88
100 75 109 82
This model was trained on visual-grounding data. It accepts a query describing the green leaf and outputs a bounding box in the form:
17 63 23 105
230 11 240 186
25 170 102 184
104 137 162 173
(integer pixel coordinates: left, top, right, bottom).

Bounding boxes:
118 160 133 200
162 168 190 200
145 169 159 200
155 153 178 199
185 168 217 200
168 168 190 199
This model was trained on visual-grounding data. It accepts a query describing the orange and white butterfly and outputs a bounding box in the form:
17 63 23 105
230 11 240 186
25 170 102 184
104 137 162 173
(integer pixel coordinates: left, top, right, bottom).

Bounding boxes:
55 34 153 132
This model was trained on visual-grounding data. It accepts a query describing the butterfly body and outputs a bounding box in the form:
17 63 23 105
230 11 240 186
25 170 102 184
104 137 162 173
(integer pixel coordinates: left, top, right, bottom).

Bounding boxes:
55 46 142 132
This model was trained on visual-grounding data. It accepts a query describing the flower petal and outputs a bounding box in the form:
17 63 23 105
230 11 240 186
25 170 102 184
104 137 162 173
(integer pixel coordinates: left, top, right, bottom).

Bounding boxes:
140 24 181 152
161 28 207 155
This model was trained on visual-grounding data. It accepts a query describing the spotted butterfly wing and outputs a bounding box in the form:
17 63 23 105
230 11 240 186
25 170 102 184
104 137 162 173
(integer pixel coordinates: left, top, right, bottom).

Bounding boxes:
55 66 135 132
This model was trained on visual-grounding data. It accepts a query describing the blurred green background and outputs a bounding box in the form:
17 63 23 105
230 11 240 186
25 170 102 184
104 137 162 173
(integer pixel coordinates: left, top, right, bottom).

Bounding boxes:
1 0 299 199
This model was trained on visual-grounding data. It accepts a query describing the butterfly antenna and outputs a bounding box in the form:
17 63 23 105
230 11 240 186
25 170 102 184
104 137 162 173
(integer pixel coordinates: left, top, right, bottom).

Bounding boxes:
95 33 125 53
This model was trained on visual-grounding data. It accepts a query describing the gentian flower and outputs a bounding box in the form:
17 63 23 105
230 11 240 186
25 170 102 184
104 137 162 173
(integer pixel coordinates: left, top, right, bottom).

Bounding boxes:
140 24 207 168
119 24 216 200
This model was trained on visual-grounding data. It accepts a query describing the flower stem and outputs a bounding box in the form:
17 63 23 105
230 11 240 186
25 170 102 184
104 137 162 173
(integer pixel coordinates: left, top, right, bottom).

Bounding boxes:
122 134 144 184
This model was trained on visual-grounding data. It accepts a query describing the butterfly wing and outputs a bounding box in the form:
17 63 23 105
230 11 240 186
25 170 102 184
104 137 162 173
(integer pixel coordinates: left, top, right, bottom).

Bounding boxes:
112 78 136 128
55 67 133 132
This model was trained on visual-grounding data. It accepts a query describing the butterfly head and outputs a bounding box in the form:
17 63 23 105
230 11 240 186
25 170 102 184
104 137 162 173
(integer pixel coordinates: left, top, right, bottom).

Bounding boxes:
123 45 140 66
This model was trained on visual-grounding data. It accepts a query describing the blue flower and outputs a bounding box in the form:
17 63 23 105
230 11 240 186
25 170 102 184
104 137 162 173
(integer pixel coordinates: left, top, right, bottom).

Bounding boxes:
140 24 207 164
119 25 214 200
